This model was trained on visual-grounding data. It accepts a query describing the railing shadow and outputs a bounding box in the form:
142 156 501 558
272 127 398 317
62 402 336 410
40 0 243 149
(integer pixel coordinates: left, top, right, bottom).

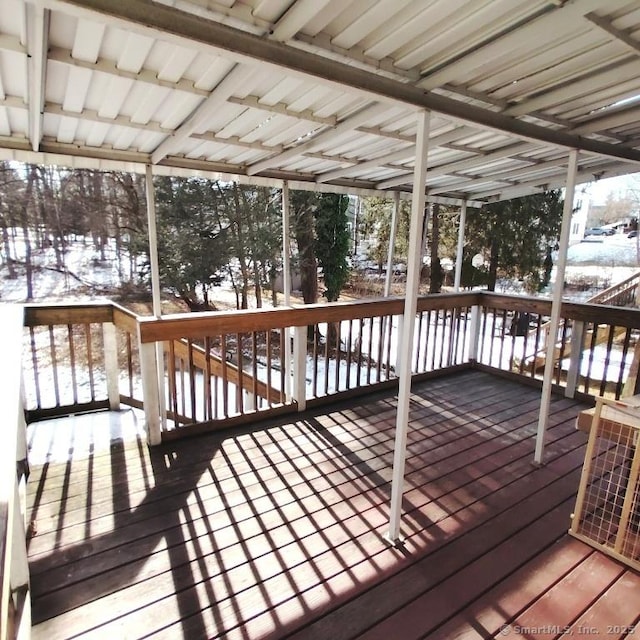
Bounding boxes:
26 370 588 639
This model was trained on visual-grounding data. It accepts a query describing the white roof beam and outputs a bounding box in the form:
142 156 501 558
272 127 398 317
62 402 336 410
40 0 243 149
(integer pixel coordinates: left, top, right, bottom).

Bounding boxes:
316 124 480 183
25 4 49 152
247 101 391 175
151 63 256 164
584 12 640 56
49 0 640 165
48 46 210 97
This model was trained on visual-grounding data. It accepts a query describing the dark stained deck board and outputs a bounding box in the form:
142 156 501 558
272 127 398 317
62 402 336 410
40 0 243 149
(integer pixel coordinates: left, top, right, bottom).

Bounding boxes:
27 375 563 560
25 371 640 640
28 377 576 586
26 374 501 529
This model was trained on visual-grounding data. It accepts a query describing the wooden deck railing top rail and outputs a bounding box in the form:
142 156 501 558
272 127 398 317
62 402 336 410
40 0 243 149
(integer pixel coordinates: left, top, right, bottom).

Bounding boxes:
137 292 479 344
482 292 640 328
587 270 640 306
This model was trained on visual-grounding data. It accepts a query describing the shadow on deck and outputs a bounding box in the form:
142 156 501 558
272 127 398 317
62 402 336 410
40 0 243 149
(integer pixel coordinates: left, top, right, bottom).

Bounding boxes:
25 370 640 639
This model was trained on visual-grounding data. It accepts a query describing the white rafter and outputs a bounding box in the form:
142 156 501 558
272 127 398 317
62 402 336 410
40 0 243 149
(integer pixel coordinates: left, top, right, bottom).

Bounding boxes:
25 3 49 152
376 142 541 190
417 0 630 91
315 124 480 183
151 63 256 164
247 101 392 175
584 11 640 56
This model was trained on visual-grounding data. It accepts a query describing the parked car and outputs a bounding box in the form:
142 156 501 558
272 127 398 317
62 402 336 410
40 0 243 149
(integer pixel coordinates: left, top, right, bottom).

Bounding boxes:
584 227 606 237
628 230 638 239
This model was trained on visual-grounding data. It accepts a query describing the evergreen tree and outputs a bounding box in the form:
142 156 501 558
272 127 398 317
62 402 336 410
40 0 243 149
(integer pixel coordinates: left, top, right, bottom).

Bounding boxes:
464 191 564 292
315 193 350 302
153 176 230 310
290 190 319 304
359 196 411 271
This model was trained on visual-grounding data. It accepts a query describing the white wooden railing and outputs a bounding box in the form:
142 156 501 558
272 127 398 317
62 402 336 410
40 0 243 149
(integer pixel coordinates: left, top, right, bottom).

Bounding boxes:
1 306 30 640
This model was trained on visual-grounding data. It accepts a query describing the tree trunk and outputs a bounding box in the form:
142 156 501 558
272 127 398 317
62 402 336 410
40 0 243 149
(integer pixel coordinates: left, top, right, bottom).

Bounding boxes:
488 238 499 292
21 167 36 300
0 217 16 278
429 203 443 294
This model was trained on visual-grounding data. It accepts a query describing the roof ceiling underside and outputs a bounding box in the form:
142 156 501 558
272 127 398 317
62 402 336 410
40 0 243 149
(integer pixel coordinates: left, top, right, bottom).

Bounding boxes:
1 0 640 204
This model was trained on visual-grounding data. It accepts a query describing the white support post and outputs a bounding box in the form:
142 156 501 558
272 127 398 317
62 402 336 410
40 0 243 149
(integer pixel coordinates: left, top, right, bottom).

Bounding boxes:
282 181 293 402
145 165 162 318
293 325 307 412
139 339 162 446
387 109 431 544
469 304 481 363
534 149 579 465
565 320 585 398
384 192 400 298
144 165 166 438
454 201 467 291
103 322 120 410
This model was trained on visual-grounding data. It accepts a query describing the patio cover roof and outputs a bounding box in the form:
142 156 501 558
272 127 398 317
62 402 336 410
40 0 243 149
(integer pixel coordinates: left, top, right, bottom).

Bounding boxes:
1 0 640 204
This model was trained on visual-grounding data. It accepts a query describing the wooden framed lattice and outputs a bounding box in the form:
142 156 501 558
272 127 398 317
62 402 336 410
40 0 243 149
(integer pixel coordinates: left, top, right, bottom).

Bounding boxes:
570 396 640 571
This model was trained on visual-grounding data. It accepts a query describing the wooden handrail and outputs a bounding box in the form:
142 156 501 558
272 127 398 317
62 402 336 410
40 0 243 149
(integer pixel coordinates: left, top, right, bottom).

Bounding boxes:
139 292 480 344
587 271 640 306
481 292 640 328
23 302 114 326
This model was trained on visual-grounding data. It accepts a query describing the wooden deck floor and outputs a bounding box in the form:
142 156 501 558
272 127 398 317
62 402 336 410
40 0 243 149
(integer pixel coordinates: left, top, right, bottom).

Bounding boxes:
26 370 640 640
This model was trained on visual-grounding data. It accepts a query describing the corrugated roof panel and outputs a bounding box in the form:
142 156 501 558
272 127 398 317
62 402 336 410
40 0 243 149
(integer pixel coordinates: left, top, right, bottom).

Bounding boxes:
261 120 323 148
214 107 271 139
45 60 70 107
84 121 110 148
0 108 10 136
361 0 465 61
1 0 638 202
137 131 171 154
96 76 134 120
183 139 229 161
110 32 155 74
393 0 544 71
258 76 306 106
49 11 79 50
71 18 106 63
250 0 292 24
449 25 592 92
61 66 92 113
0 50 26 99
55 114 79 144
192 56 236 92
313 92 367 120
0 0 23 34
156 92 204 130
552 78 640 120
283 155 333 173
156 44 198 83
474 32 603 97
230 148 268 165
330 0 416 51
240 113 301 144
286 84 342 114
